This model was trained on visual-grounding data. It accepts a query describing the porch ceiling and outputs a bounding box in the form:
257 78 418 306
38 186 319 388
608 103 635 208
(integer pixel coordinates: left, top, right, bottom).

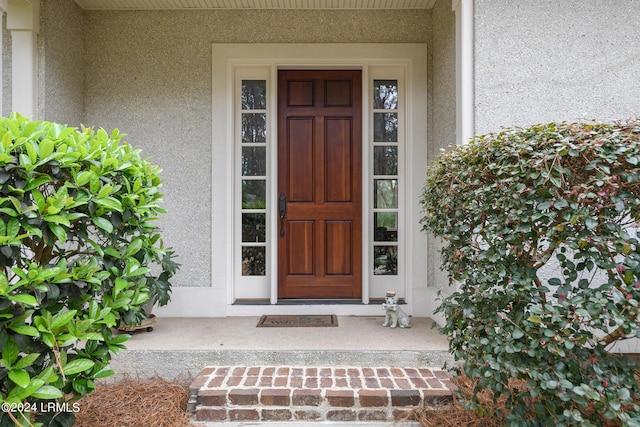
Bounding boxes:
73 0 436 10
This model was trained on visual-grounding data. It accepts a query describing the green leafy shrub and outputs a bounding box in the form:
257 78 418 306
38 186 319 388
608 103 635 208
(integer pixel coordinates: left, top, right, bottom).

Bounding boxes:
0 113 178 426
421 120 640 426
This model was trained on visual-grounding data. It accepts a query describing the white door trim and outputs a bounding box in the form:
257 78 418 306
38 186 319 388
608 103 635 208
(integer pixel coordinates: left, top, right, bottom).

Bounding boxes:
211 43 428 316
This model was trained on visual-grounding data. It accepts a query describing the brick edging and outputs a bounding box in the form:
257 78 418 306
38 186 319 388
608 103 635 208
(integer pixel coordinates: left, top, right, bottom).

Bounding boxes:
190 366 455 423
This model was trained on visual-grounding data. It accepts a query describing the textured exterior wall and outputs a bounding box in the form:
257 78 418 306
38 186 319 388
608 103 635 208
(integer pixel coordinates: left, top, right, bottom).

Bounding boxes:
474 0 640 134
78 9 431 291
431 0 456 154
427 0 456 322
40 0 84 125
2 13 10 117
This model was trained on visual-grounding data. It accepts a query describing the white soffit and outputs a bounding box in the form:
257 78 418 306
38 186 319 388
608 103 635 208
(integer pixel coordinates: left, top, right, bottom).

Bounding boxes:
73 0 436 10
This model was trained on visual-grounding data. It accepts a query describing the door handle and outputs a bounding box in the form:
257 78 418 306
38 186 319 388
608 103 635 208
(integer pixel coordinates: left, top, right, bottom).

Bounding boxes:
279 192 287 237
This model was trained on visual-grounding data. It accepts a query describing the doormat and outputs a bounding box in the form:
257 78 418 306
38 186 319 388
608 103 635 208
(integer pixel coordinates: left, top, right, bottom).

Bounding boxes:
256 314 338 327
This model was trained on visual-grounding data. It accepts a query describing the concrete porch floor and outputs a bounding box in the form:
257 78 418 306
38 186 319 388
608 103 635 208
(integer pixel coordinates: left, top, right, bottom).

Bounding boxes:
109 316 454 380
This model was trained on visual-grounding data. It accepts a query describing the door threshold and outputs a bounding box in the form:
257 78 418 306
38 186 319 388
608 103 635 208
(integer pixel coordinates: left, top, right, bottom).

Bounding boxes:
233 299 406 306
233 298 364 306
277 299 364 305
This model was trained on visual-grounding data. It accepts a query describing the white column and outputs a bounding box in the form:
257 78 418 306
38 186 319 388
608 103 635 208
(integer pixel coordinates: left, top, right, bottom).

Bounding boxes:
0 1 7 117
452 0 474 145
7 0 38 119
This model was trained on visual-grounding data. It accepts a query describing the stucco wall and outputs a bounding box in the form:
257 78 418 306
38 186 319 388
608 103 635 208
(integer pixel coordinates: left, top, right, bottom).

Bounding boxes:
431 0 456 154
426 0 456 323
474 0 640 134
74 8 432 293
2 13 10 117
41 0 84 125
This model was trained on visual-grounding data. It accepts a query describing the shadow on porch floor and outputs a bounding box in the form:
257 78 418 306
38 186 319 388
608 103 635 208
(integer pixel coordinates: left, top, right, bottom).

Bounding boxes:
109 316 454 380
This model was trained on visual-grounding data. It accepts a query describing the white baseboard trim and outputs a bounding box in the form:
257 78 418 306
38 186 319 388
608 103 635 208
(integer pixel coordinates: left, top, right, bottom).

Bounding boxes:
152 287 407 318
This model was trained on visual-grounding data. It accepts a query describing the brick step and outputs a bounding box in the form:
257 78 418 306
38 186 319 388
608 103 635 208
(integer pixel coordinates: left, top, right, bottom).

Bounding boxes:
189 366 456 423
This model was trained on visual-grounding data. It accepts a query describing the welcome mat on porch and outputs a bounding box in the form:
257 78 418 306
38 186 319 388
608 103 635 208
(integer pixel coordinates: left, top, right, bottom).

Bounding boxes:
256 314 338 327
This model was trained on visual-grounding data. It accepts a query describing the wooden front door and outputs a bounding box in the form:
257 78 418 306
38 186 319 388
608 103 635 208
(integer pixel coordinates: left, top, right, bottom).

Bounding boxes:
277 70 362 299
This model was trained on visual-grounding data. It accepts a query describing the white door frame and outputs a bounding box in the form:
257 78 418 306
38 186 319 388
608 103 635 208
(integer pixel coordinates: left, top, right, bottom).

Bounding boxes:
212 43 428 316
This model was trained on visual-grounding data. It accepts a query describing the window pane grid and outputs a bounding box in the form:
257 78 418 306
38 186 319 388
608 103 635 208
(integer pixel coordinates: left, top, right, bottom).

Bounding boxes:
372 79 400 276
374 245 398 276
239 79 268 276
373 79 398 110
242 80 266 110
242 246 265 276
241 113 266 143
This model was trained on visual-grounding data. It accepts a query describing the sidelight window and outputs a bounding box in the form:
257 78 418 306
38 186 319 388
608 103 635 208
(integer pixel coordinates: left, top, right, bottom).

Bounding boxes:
372 79 400 276
240 79 267 276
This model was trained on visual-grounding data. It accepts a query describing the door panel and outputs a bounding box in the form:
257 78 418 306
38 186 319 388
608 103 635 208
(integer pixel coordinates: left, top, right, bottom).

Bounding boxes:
288 80 314 106
278 70 362 299
287 221 314 275
325 221 352 275
325 118 352 202
288 118 314 202
325 80 352 106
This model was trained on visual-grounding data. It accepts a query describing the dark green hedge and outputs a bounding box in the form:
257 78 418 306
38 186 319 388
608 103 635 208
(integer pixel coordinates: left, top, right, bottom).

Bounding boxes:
421 120 640 426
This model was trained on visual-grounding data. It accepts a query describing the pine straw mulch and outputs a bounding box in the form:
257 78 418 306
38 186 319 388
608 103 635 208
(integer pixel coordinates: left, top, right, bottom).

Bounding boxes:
75 376 194 427
74 372 637 427
406 374 506 427
408 373 634 427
